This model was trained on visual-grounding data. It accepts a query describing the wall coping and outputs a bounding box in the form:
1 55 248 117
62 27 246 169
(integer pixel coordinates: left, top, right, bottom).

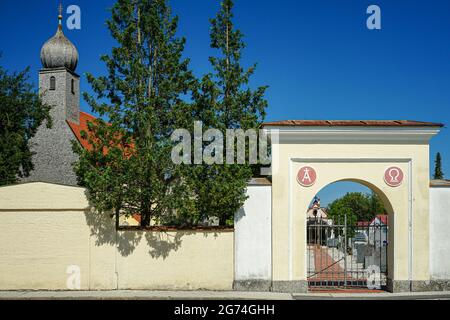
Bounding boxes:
118 226 234 232
0 182 89 210
263 126 441 144
430 180 450 188
248 177 272 186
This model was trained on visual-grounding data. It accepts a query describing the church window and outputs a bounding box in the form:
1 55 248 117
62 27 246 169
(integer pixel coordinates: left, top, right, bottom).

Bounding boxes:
50 76 56 90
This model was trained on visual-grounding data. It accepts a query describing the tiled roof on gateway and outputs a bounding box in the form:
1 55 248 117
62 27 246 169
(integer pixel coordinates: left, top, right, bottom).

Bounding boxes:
262 120 444 127
68 114 445 151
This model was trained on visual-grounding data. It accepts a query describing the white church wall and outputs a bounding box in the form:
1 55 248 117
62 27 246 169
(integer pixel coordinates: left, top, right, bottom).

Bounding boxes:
234 181 272 290
430 186 450 280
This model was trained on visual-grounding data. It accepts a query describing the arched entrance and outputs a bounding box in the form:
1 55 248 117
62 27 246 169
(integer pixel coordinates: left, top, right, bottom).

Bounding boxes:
305 181 393 290
262 120 442 293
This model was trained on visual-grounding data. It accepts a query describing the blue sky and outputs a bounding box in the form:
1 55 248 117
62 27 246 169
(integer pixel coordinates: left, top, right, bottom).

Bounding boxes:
1 0 449 206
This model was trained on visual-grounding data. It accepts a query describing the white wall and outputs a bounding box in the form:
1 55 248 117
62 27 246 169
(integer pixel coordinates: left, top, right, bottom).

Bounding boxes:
430 187 450 280
235 184 272 281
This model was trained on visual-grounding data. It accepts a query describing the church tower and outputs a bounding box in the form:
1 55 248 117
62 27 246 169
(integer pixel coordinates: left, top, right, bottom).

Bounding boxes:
39 3 80 124
22 4 81 186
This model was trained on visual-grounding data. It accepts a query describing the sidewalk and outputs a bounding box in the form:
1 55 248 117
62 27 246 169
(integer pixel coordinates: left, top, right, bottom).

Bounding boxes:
0 290 293 300
294 291 450 300
1 290 450 300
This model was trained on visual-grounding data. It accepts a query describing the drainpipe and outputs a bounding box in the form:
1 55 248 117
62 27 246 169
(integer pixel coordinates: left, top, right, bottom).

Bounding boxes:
408 162 413 291
115 210 119 290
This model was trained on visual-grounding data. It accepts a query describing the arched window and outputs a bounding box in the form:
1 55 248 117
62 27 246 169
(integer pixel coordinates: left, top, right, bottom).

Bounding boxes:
71 79 75 94
50 76 56 91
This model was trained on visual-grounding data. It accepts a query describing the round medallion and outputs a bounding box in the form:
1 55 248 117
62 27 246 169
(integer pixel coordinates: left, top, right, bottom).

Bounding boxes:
384 167 404 187
297 166 317 187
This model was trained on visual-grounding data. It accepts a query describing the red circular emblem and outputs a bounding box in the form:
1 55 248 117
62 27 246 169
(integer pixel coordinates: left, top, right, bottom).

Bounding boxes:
384 167 404 187
297 166 317 187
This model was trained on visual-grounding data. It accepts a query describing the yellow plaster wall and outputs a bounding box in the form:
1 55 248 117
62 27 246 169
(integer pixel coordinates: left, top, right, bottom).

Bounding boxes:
271 143 430 283
0 183 234 290
116 230 234 290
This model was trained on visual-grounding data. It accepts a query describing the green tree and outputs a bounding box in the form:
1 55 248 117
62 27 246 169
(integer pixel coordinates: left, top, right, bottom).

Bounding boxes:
207 0 267 130
183 0 268 225
327 192 386 224
0 63 51 186
433 152 444 180
327 197 358 226
367 191 386 220
73 0 195 227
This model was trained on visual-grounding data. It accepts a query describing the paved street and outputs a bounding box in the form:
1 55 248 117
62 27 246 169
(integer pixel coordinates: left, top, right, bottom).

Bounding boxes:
1 290 450 300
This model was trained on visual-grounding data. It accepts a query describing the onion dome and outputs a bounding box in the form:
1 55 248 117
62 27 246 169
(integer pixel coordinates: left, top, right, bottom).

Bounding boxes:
40 4 78 72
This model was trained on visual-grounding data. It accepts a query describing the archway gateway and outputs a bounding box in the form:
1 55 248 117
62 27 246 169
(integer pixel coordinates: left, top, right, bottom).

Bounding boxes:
262 120 443 293
305 182 390 290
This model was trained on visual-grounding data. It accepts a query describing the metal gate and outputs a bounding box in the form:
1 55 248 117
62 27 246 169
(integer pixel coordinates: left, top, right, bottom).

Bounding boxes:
307 216 388 290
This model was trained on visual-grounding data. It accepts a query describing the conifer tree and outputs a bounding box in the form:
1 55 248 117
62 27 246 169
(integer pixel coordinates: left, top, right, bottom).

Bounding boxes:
185 0 268 225
434 152 444 180
73 0 195 227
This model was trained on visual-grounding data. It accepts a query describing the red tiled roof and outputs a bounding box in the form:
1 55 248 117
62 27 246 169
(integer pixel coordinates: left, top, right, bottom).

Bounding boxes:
67 111 98 151
356 221 370 227
357 214 388 227
68 112 134 157
262 120 444 127
371 214 388 225
132 214 142 224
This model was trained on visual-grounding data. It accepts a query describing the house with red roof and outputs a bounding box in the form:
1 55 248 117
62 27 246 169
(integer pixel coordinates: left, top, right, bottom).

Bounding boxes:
371 214 388 226
369 214 389 247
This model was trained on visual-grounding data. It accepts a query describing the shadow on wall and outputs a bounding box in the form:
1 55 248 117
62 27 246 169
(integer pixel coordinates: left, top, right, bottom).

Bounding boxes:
83 191 223 259
235 208 246 223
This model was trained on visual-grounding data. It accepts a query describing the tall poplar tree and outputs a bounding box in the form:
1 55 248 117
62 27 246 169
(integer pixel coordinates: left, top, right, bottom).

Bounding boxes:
208 0 267 130
184 0 268 225
73 0 195 227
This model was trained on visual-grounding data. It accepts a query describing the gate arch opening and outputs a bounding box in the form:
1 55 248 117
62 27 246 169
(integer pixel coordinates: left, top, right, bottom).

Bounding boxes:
306 179 394 291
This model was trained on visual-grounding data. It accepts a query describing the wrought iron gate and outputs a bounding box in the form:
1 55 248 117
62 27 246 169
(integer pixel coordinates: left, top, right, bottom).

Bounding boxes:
307 216 388 289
